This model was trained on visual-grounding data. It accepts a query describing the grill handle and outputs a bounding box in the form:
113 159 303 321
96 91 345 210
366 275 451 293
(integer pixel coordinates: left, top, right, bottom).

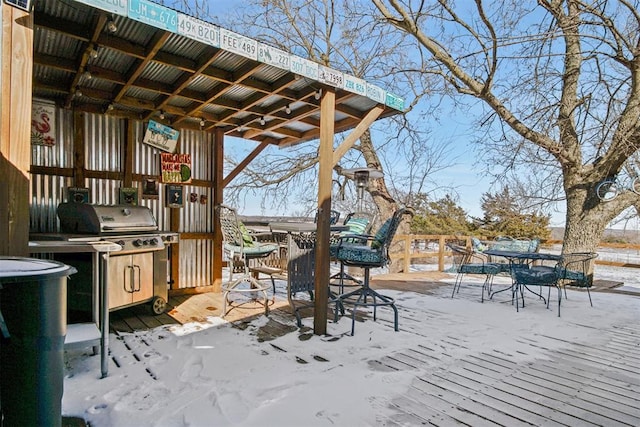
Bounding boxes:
102 225 158 232
132 265 141 291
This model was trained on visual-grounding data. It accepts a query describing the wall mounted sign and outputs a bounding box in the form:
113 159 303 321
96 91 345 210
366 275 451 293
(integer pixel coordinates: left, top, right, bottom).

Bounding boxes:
118 187 139 206
142 120 180 153
257 43 290 69
178 14 219 46
31 100 56 146
318 66 344 88
129 0 178 32
142 177 159 199
160 152 192 184
67 187 90 204
77 0 126 15
166 185 184 208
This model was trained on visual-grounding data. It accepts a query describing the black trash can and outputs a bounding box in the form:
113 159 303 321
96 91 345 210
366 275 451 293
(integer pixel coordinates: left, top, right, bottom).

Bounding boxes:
0 257 76 427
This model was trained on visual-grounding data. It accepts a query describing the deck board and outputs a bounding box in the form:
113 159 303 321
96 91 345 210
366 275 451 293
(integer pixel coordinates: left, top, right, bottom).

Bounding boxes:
101 272 640 426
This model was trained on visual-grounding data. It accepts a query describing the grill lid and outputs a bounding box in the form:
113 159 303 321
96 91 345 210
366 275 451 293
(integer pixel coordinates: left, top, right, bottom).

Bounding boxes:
57 203 159 234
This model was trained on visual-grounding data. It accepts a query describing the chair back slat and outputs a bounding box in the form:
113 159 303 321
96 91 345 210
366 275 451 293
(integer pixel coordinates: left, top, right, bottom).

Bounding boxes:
335 207 414 268
343 211 377 234
375 208 414 251
314 209 341 225
446 243 473 272
218 204 244 250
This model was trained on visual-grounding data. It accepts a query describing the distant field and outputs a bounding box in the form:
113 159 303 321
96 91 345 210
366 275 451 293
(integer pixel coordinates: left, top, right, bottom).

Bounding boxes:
551 227 640 244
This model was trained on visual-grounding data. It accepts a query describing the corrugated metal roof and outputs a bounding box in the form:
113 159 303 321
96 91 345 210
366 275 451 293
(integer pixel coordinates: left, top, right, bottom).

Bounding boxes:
31 0 402 147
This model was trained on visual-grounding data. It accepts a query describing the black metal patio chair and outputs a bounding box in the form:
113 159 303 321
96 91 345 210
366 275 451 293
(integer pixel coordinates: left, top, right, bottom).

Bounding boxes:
329 210 378 292
447 243 502 302
512 251 598 316
333 207 414 335
314 209 341 225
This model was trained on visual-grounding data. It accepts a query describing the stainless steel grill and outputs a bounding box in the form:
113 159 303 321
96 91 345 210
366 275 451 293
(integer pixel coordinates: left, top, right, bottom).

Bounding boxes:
56 203 178 254
55 203 179 314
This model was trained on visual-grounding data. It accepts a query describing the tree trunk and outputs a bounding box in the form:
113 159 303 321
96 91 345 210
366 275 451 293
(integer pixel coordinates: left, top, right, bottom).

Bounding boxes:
562 175 630 255
359 130 409 273
561 178 625 276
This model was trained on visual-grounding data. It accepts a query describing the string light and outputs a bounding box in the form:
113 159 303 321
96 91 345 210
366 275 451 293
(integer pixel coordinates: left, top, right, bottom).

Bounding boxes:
107 20 117 33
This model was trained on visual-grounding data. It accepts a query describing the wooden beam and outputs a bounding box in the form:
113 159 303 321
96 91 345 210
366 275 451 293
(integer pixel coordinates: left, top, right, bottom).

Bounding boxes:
123 119 133 186
332 105 384 166
0 6 33 256
314 87 336 335
212 128 225 292
73 111 85 185
222 140 269 187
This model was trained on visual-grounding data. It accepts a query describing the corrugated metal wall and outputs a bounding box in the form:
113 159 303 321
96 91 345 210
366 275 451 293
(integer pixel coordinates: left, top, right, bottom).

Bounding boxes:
30 108 215 290
177 129 215 288
30 106 74 232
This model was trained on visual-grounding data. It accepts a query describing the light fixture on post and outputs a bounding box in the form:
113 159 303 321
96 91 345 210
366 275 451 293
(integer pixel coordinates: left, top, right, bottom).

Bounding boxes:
82 70 92 80
354 170 370 202
285 105 291 114
74 87 83 98
341 167 384 211
200 118 206 127
89 47 99 59
158 110 165 120
314 90 322 100
259 116 266 126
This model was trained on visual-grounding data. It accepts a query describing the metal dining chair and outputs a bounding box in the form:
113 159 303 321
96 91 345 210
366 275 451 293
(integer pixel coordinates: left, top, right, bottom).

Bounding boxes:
329 211 378 292
333 207 414 335
217 204 279 317
314 209 341 225
511 252 598 316
447 243 502 302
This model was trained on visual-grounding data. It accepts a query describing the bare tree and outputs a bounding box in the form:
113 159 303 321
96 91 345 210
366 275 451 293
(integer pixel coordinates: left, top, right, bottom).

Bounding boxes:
217 0 452 226
371 0 640 254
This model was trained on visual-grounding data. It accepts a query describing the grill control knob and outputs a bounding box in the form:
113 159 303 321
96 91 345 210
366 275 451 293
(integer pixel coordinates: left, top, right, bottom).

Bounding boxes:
149 238 159 246
116 240 126 247
133 239 143 247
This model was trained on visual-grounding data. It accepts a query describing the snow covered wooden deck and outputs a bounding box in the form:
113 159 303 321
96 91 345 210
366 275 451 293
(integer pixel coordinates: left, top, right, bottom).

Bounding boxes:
102 271 639 426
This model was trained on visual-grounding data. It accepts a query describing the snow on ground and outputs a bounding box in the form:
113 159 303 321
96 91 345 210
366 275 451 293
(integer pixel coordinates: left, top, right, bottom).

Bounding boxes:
61 262 639 427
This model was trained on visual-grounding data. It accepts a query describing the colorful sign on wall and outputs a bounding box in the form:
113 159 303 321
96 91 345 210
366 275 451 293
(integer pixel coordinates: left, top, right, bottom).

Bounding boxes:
31 100 56 146
142 120 180 153
160 152 192 184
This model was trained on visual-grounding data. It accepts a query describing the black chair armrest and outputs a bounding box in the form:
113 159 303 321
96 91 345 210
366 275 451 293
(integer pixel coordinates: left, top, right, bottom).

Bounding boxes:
558 252 598 280
336 233 374 248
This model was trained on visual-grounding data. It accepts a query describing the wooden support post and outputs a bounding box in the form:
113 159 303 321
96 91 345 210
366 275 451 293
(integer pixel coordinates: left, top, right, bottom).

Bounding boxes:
438 235 446 272
212 128 224 292
0 6 33 256
314 87 335 335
